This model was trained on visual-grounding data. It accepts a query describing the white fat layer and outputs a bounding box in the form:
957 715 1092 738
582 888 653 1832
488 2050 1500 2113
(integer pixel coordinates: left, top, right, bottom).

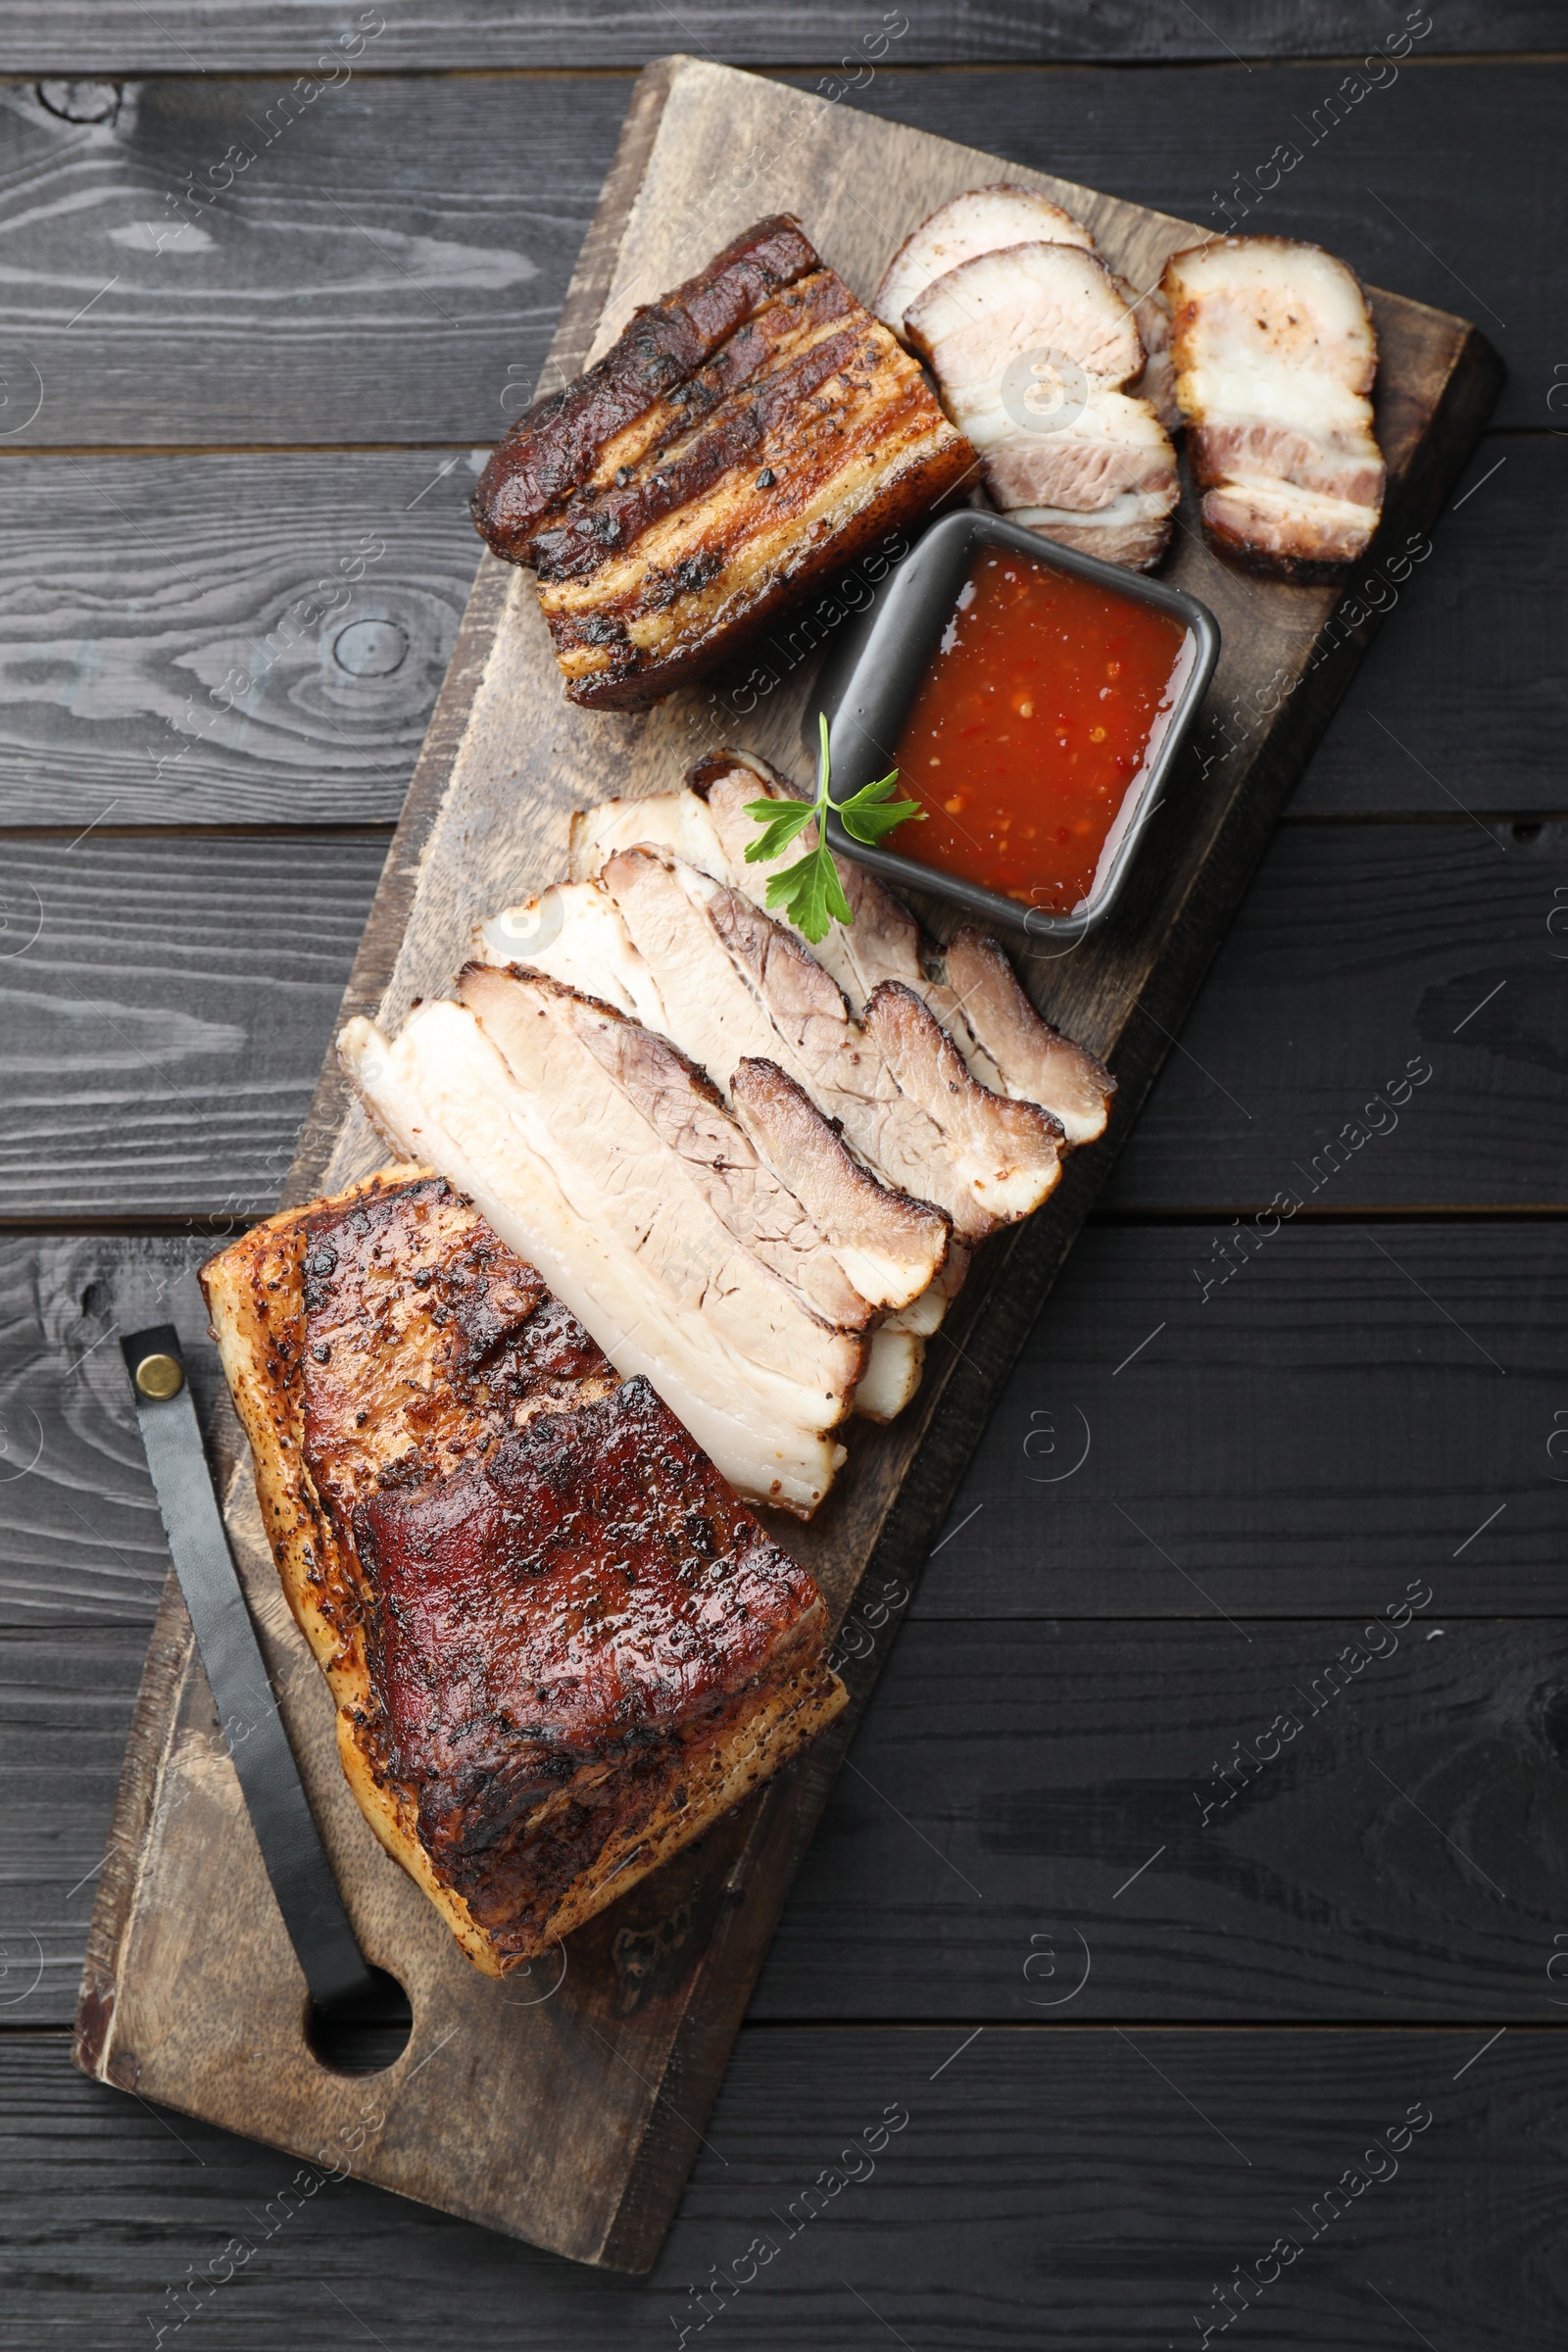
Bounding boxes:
1181 353 1374 440
854 1328 924 1422
1010 486 1177 528
338 1007 844 1515
476 881 670 1031
879 1285 948 1338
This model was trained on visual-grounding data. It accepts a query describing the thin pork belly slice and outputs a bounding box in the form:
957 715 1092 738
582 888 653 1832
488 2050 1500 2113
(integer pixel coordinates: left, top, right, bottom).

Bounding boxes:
470 884 947 1317
339 1004 845 1516
460 961 876 1341
600 847 1063 1242
446 966 867 1428
941 927 1114 1147
906 241 1179 570
873 183 1096 340
728 1056 948 1311
474 878 670 1032
695 756 1114 1144
1161 234 1384 576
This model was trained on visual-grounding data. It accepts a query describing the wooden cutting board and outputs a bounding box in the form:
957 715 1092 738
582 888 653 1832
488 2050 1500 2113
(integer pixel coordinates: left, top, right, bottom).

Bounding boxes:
74 55 1501 2271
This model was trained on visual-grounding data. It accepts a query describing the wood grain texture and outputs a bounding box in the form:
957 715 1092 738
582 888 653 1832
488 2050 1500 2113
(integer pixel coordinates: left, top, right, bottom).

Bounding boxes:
1 433 1558 831
0 833 385 1219
16 1614 1568 2028
1295 435 1568 817
0 451 476 827
915 1222 1567 1619
9 1222 1561 1639
0 72 626 446
1105 815 1568 1209
0 62 1557 442
5 818 1556 1220
0 2 1560 72
72 56 1503 2271
757 1615 1568 2021
11 2029 1568 2348
0 1236 226 1630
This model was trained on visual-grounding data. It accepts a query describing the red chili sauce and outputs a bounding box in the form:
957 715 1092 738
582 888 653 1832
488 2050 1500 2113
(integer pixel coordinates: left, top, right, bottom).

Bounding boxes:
891 549 1192 914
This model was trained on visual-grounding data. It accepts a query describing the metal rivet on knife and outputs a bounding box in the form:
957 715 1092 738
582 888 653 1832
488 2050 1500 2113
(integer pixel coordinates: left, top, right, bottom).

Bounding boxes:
134 1351 184 1400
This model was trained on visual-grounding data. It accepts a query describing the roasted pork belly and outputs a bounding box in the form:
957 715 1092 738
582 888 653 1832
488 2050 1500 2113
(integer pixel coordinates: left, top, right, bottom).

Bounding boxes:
340 1004 846 1515
202 1171 845 1974
906 240 1179 570
471 214 973 710
1161 234 1385 576
473 216 819 561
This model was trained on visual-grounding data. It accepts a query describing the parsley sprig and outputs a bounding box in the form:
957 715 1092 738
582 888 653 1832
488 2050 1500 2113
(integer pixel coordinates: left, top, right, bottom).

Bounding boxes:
743 712 925 945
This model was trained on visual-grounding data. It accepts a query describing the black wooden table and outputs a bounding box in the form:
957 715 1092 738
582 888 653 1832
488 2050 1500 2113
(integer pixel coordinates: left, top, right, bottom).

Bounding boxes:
2 10 1564 2346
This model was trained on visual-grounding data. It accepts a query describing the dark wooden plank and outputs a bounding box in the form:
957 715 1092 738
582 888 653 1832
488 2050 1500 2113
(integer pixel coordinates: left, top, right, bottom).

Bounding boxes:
1106 818 1568 1211
4 822 1553 1221
1295 435 1568 816
11 1221 1559 1636
0 1237 217 1628
0 1625 146 2023
4 2029 1564 2346
756 1616 1568 2020
13 1612 1564 2028
920 1220 1559 1618
0 72 627 446
0 833 384 1219
0 452 475 827
2 433 1559 831
0 62 1552 444
1 2 1559 72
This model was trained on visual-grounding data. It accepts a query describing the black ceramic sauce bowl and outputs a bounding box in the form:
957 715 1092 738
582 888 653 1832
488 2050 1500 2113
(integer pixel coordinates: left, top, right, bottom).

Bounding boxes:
808 510 1220 942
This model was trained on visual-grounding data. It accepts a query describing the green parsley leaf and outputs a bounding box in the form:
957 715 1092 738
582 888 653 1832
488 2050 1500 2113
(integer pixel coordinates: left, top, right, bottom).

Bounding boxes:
742 711 924 939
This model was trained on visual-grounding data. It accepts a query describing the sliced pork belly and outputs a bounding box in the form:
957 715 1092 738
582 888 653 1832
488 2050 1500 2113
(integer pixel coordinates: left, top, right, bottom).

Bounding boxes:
1161 234 1384 576
873 183 1096 339
729 1056 949 1310
599 847 1063 1242
906 240 1179 569
475 878 669 1033
695 756 1114 1145
340 1004 846 1516
1112 273 1180 431
470 889 947 1317
449 966 868 1423
461 961 876 1339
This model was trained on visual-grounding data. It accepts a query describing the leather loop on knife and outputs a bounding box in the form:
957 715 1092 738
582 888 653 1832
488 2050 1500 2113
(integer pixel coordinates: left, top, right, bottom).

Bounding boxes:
122 1323 375 2014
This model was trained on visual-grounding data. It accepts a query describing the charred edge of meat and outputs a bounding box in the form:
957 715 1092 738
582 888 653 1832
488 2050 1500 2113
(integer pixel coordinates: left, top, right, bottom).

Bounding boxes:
557 421 974 711
530 310 870 584
471 215 820 562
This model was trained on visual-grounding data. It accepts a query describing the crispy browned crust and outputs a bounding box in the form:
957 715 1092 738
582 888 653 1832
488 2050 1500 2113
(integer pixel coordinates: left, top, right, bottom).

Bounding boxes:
200 1172 846 1975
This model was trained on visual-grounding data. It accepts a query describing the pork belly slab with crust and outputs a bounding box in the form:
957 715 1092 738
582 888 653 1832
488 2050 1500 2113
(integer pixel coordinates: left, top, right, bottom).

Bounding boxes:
1161 234 1385 576
905 239 1179 570
202 1172 845 1974
471 213 973 709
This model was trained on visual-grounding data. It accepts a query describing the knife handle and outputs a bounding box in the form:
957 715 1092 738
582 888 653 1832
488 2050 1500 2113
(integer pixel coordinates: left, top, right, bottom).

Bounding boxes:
121 1322 376 2016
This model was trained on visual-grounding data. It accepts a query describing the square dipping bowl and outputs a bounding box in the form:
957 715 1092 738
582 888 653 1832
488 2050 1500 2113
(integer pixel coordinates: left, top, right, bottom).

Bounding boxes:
809 510 1220 942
